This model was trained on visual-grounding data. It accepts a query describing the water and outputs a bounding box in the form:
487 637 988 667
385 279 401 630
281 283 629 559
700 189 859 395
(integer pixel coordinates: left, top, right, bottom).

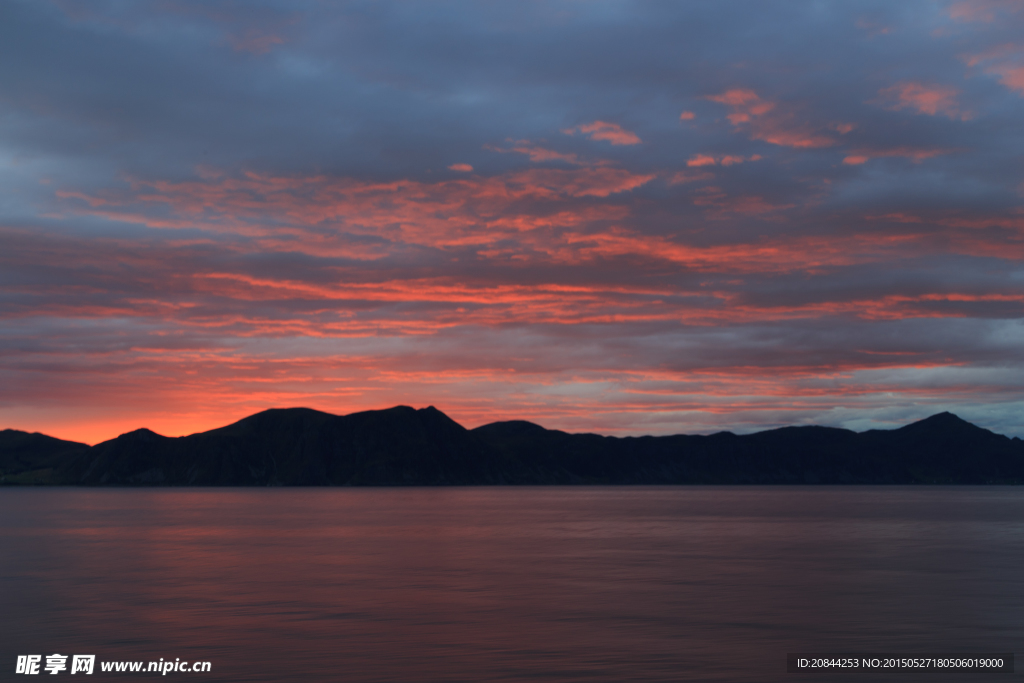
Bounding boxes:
1 487 1021 682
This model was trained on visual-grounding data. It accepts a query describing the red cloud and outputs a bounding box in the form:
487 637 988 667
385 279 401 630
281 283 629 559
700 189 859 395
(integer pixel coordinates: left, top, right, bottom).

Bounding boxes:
563 121 642 145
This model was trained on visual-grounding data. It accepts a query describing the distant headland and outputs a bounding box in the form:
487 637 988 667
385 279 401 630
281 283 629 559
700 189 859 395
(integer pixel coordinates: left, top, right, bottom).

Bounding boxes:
2 406 1023 486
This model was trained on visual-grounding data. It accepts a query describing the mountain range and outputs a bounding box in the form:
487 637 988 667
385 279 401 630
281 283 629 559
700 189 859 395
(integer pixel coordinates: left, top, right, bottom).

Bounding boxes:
2 406 1023 486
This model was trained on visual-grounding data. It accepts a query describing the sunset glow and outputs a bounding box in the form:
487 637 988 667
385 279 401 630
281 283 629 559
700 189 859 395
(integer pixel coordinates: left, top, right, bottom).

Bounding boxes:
2 0 1024 442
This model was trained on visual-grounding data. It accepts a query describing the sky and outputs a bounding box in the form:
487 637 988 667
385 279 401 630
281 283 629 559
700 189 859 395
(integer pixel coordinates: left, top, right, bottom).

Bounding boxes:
3 0 1024 444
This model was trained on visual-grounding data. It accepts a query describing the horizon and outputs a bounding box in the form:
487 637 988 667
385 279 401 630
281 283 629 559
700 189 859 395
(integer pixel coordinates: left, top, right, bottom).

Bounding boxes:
3 1 1024 444
6 404 1007 449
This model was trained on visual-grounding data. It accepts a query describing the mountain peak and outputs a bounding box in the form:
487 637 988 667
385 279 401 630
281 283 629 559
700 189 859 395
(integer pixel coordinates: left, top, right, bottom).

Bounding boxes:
895 411 1003 444
902 412 972 429
116 428 167 441
924 411 963 422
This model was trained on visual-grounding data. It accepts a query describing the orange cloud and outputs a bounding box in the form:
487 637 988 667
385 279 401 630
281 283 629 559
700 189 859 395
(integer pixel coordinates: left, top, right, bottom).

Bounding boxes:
965 44 1024 96
691 186 795 217
706 89 775 123
44 178 934 310
993 64 1024 94
510 167 655 198
686 154 717 167
57 165 657 257
228 30 284 54
679 111 696 121
14 335 1008 444
448 163 474 172
667 170 715 185
874 81 971 119
45 163 1024 375
855 18 892 36
686 153 762 167
554 228 902 275
11 194 1024 445
486 142 586 165
949 0 1023 22
843 147 953 164
563 121 642 145
866 207 1024 232
865 212 924 223
706 89 836 148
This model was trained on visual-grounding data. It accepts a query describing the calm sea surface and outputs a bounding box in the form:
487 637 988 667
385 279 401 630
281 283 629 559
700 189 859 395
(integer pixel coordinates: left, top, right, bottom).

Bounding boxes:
1 487 1022 682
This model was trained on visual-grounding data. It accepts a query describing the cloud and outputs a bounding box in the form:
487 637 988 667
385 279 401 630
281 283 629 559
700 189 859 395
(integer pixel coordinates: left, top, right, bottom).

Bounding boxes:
988 63 1024 94
485 141 586 165
448 163 474 172
965 44 1024 96
706 89 837 148
227 30 284 55
706 89 775 123
842 147 954 164
873 82 971 119
949 0 1023 23
679 110 696 121
686 154 761 167
686 154 718 167
855 18 892 36
830 122 857 134
691 186 795 216
667 170 715 185
563 121 642 145
55 165 657 252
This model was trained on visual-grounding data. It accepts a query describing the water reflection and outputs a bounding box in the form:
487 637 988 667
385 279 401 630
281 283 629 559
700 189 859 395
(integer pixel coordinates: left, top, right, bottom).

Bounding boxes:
1 487 1022 682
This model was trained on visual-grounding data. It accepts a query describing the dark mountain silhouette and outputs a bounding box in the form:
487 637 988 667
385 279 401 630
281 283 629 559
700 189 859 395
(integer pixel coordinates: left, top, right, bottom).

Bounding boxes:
58 406 520 486
2 407 1022 486
0 429 90 484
